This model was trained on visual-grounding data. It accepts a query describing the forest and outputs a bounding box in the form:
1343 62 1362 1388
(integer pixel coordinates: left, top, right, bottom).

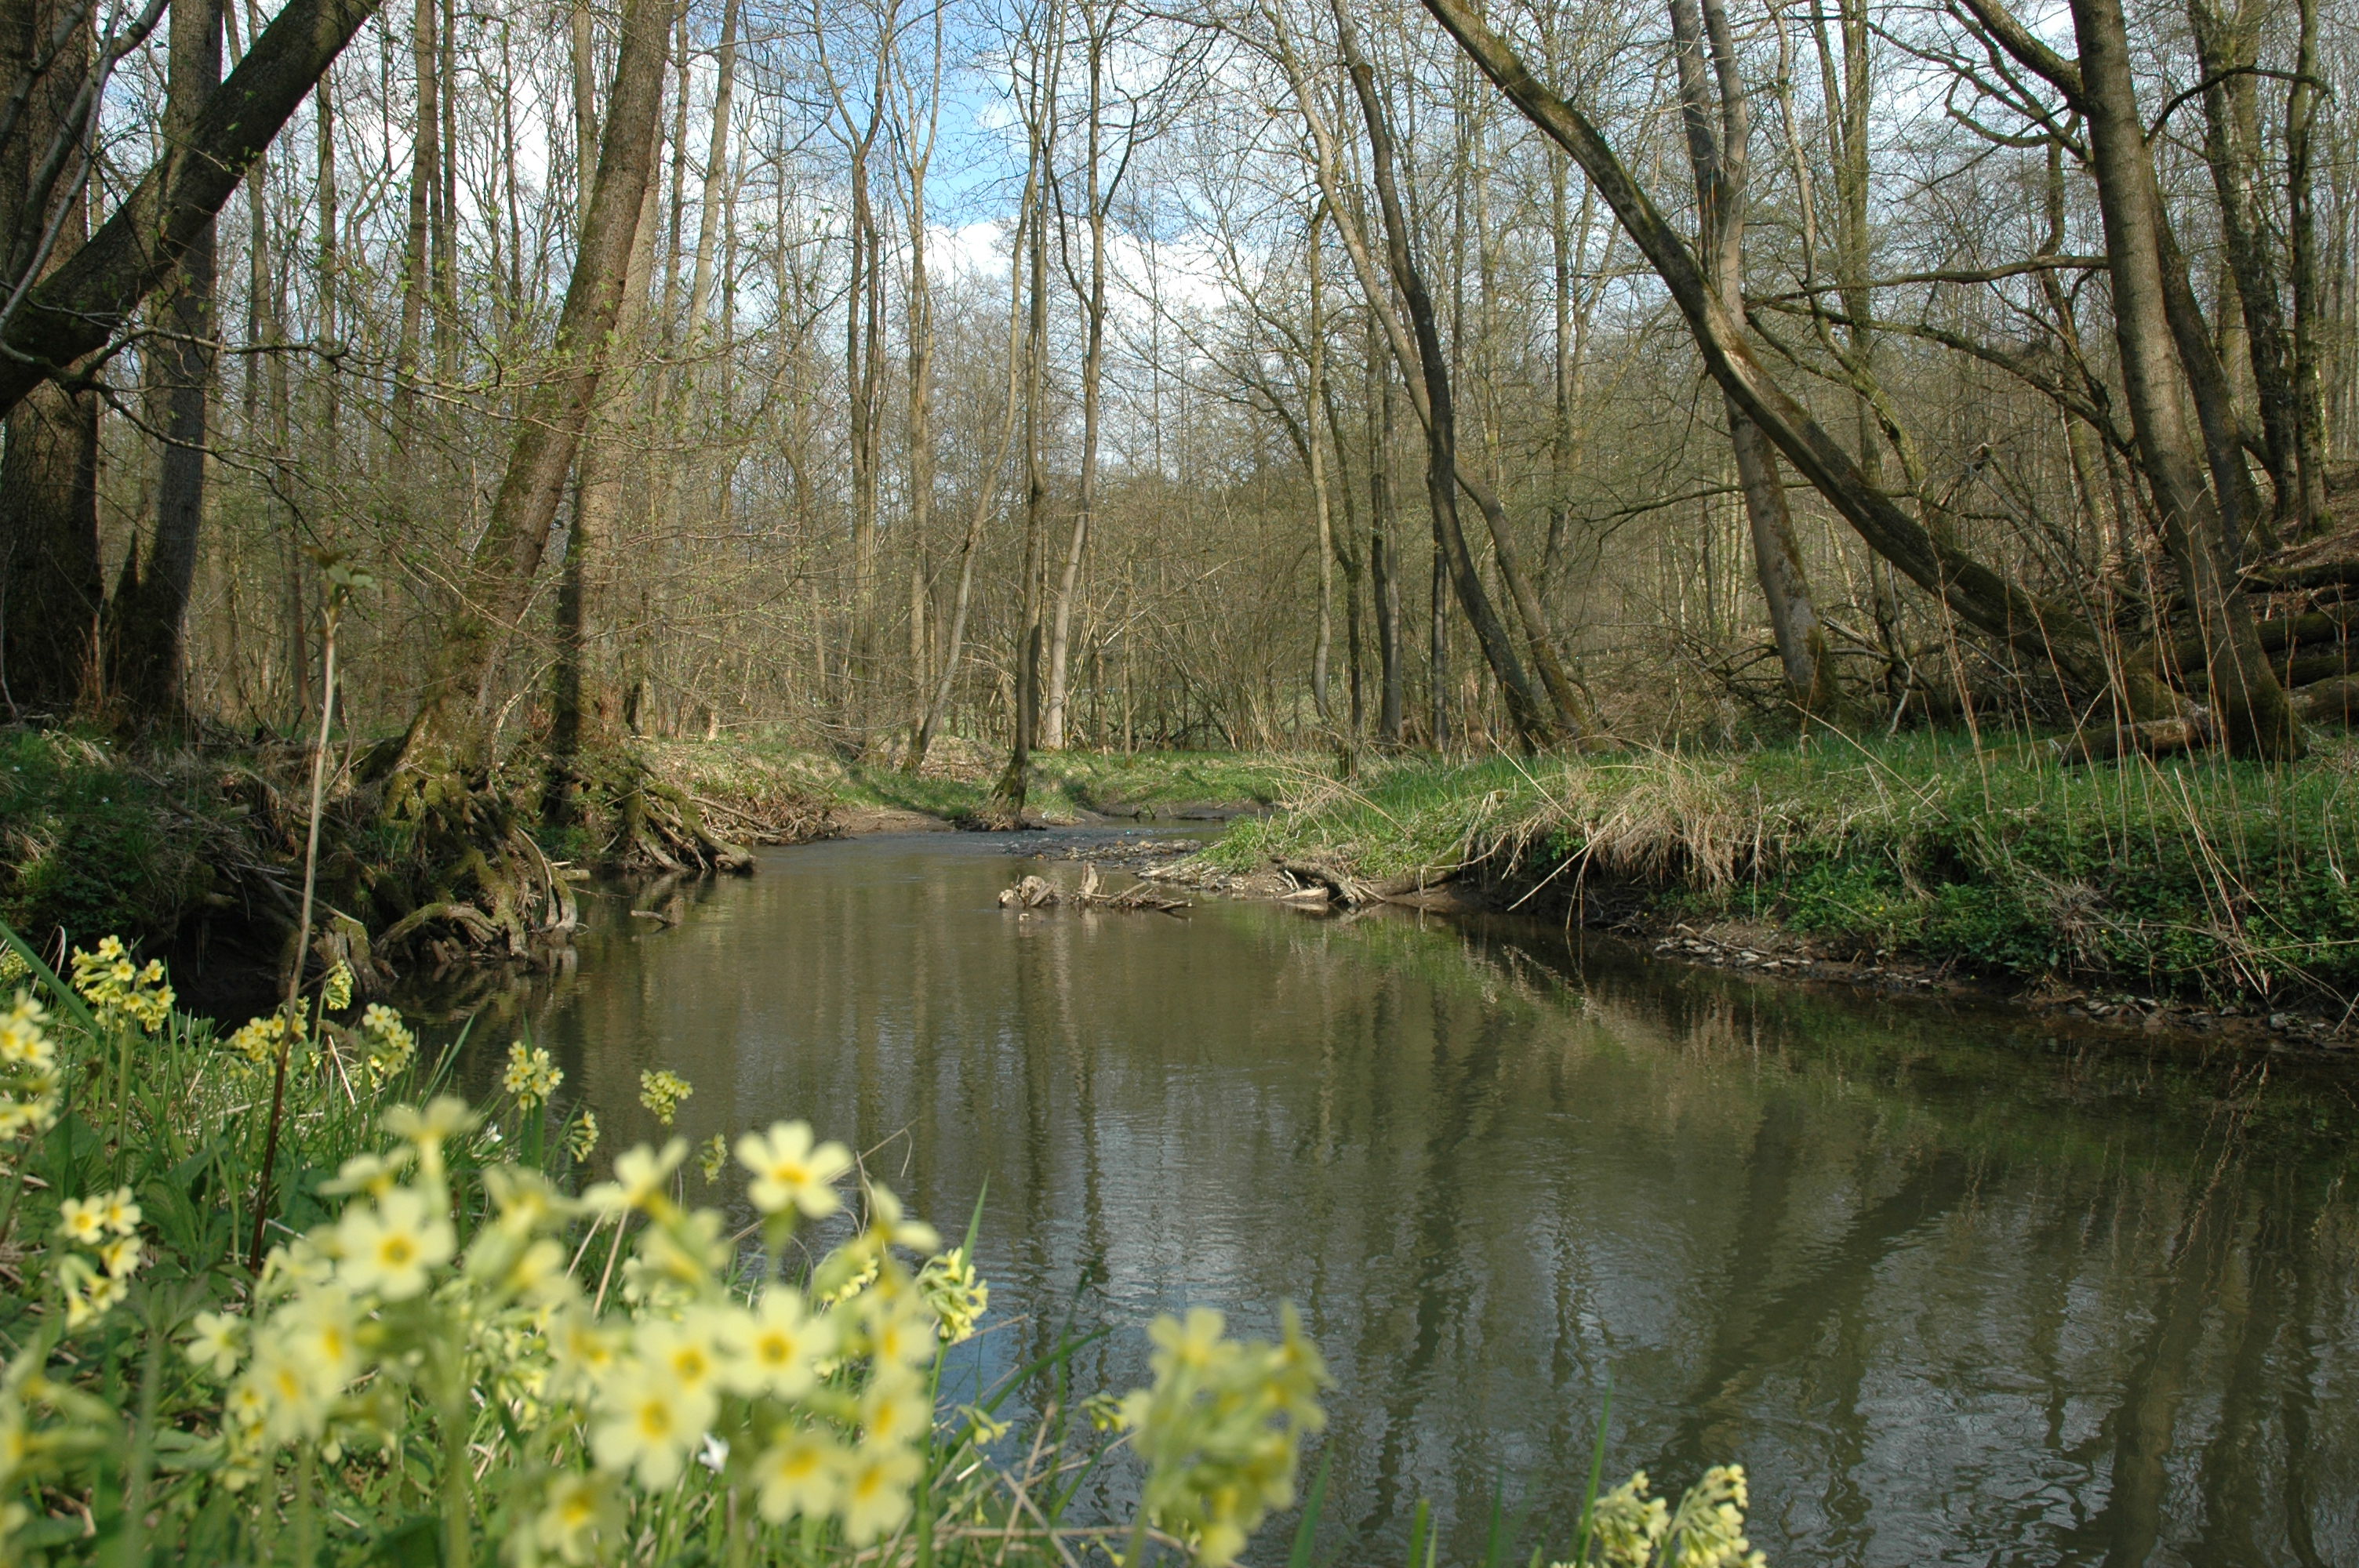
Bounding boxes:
0 0 2352 771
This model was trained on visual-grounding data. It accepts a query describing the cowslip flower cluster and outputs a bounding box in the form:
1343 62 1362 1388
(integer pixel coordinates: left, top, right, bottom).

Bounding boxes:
503 1041 563 1109
69 936 173 1032
1566 1465 1766 1568
53 1187 144 1327
1121 1304 1332 1566
566 1109 600 1162
358 1004 416 1084
638 1068 692 1125
322 960 355 1012
0 990 60 1143
227 1011 298 1069
184 1102 987 1563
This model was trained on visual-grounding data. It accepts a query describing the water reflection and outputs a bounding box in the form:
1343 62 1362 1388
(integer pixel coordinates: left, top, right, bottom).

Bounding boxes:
439 831 2359 1567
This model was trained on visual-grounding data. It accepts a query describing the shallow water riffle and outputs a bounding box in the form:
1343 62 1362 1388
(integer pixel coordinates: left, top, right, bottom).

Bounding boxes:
436 828 2359 1568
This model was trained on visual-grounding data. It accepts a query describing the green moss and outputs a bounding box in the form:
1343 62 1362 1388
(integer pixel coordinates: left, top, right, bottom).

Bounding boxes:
0 729 226 947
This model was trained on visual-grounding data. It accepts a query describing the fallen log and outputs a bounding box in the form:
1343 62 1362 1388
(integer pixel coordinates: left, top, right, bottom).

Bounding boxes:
998 866 1190 914
2050 713 2215 764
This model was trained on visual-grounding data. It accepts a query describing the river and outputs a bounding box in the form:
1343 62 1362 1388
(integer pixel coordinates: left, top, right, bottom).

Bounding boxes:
445 828 2359 1567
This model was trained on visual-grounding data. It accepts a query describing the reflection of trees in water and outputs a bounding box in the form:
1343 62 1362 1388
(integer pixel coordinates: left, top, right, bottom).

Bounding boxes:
442 852 2359 1566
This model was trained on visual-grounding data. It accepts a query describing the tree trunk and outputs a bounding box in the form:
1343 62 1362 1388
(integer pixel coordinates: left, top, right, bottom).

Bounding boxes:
1044 4 1110 751
2190 0 2307 531
2284 0 2326 526
1332 3 1551 751
1306 203 1336 726
1276 14 1588 742
1670 0 1837 720
913 168 1029 772
1419 0 2173 725
992 75 1053 818
0 0 98 717
389 0 433 435
1369 319 1403 742
2063 0 2295 756
402 0 669 764
105 0 221 727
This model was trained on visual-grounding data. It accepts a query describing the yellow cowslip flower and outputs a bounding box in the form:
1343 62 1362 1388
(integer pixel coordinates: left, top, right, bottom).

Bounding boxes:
1123 1304 1332 1567
484 1165 569 1232
242 1341 334 1445
71 940 173 1031
838 1439 922 1544
0 992 50 1065
62 1271 128 1328
502 1042 563 1109
861 1291 939 1372
97 1186 140 1236
586 1139 687 1214
547 1308 620 1394
728 1288 836 1399
320 1150 413 1199
98 1236 141 1279
55 1196 105 1246
322 960 354 1012
753 1427 847 1524
0 946 29 984
276 1288 362 1392
638 1069 692 1127
531 1472 620 1566
335 1188 456 1301
698 1131 728 1182
1656 1465 1765 1568
186 1311 245 1377
918 1248 990 1345
636 1309 740 1404
382 1097 478 1178
629 1208 731 1296
856 1369 932 1450
565 1109 600 1163
591 1360 714 1490
735 1120 852 1219
861 1183 941 1254
358 1005 416 1085
227 1013 291 1065
0 1094 56 1138
1577 1472 1673 1568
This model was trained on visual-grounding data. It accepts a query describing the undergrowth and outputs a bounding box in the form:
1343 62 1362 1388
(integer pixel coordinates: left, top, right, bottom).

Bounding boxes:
1208 735 2359 1002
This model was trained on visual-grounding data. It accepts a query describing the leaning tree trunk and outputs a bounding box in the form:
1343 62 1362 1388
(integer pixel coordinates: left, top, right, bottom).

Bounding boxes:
2065 0 2296 757
1418 0 2181 731
1331 4 1552 751
400 0 670 768
1670 0 1838 720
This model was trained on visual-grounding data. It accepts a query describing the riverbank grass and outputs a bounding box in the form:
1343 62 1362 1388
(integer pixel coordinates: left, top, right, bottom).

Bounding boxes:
652 735 1310 825
1206 737 2359 1001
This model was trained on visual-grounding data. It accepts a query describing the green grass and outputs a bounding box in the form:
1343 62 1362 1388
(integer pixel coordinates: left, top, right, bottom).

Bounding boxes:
0 730 247 949
655 734 1311 825
1207 735 2359 1002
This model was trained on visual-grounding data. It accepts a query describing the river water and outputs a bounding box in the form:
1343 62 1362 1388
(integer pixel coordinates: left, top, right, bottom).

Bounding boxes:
453 829 2358 1567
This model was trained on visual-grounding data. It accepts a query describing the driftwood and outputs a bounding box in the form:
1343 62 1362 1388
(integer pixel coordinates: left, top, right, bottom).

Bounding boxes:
998 866 1190 914
1277 860 1461 907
